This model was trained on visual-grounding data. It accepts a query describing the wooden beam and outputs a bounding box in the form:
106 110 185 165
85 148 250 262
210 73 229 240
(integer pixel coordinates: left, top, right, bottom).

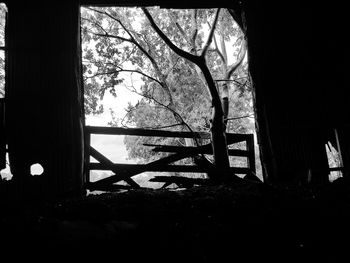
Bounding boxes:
329 167 344 171
246 133 256 175
85 126 251 142
83 131 91 184
85 126 210 139
89 162 251 174
146 143 249 157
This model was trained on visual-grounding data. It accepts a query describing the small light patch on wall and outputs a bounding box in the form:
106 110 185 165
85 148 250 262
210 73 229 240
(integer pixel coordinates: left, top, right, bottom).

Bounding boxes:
0 147 12 180
30 163 44 176
0 166 11 180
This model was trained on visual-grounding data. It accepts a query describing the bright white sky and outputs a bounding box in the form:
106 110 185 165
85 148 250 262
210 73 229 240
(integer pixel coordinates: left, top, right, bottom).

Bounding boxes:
85 77 141 127
85 74 143 178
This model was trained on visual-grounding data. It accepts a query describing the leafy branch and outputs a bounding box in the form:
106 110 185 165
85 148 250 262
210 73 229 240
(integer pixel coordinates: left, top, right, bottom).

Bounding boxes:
123 83 207 150
142 7 222 107
121 83 213 166
84 68 162 87
86 6 173 105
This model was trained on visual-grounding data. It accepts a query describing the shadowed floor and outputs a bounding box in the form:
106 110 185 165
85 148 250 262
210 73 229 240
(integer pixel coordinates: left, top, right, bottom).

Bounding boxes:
1 178 350 262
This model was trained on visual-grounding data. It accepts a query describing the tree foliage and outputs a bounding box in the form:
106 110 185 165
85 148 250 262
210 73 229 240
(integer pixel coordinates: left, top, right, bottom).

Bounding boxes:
81 6 256 177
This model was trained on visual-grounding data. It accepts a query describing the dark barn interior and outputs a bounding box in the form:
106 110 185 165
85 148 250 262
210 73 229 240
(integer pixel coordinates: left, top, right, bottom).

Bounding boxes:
1 0 350 262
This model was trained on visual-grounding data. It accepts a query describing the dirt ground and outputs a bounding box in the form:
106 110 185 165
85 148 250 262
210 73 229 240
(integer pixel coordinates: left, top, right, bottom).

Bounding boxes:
1 177 350 262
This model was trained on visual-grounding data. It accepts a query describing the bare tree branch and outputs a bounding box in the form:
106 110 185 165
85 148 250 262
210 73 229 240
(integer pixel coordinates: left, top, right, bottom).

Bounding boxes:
86 7 156 65
209 35 226 65
168 9 198 54
205 18 227 67
85 7 174 104
125 85 183 124
227 37 246 78
167 10 189 43
219 33 228 66
136 123 184 130
142 7 221 106
84 69 162 86
124 84 209 161
201 9 221 57
190 10 198 45
88 30 131 43
142 7 199 64
81 17 110 36
86 7 122 26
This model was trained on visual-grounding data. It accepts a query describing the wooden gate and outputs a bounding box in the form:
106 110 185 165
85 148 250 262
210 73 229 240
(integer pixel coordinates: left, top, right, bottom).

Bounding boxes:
84 126 259 191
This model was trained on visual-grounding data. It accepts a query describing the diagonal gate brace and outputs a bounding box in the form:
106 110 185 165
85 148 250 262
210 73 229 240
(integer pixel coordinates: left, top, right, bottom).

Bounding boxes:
89 146 140 188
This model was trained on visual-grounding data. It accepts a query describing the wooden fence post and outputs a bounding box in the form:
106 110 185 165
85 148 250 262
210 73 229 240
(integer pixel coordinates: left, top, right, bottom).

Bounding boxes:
84 129 91 185
247 134 256 177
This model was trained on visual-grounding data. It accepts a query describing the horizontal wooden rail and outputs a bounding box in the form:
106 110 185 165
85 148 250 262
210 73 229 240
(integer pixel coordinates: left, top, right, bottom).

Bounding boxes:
85 125 209 139
89 163 251 174
329 167 344 171
85 125 251 142
145 143 249 157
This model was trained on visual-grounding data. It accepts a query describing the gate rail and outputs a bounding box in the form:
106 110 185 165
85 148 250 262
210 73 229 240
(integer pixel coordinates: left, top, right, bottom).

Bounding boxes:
84 126 258 191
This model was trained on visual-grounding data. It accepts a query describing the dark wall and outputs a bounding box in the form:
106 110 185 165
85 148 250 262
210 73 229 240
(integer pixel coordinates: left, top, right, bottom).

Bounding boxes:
246 1 350 183
5 2 84 197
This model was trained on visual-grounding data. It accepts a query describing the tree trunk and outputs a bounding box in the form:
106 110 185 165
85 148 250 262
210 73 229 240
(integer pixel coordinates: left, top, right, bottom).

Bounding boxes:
143 7 231 181
221 82 229 129
210 104 231 179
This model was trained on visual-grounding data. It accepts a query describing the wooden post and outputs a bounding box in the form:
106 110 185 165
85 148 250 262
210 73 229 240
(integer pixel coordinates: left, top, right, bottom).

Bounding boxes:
0 99 5 170
247 134 256 177
84 129 91 185
334 128 344 169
